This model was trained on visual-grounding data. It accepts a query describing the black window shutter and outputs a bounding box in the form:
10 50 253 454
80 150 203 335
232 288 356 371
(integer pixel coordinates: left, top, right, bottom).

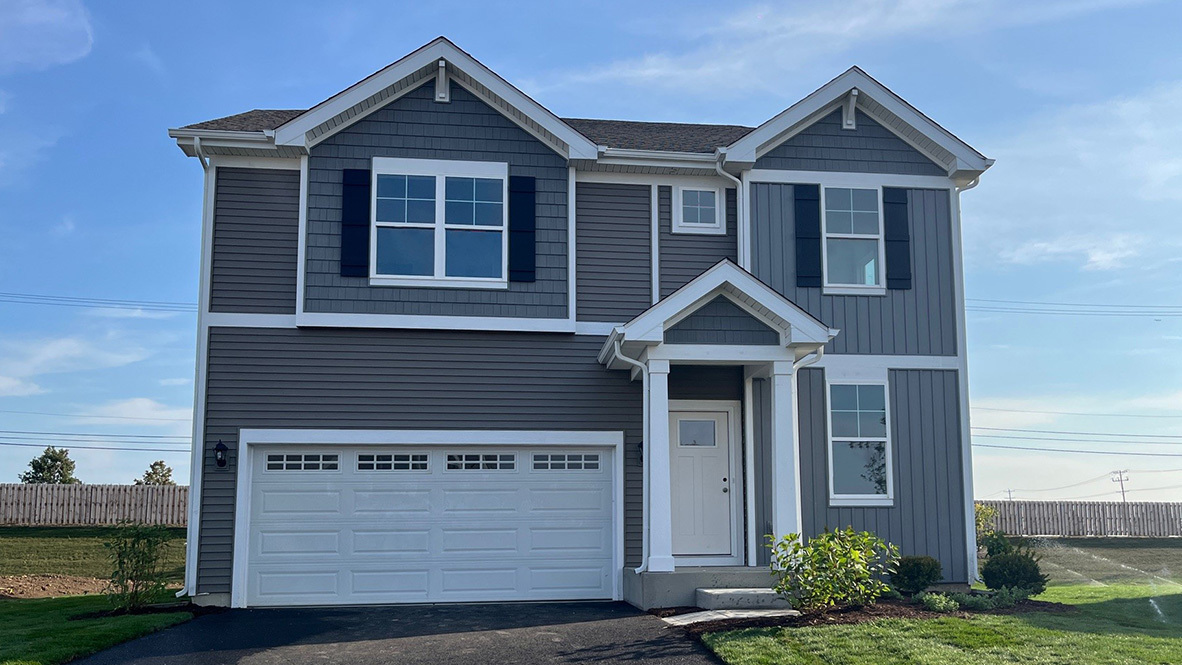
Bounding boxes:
508 175 536 283
794 184 822 288
883 187 912 290
340 169 371 277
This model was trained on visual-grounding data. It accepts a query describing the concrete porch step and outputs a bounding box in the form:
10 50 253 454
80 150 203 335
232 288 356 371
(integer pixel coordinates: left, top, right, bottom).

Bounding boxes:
695 587 793 610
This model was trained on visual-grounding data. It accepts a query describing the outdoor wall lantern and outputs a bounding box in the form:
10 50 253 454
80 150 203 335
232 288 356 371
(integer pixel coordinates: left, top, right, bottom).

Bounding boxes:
214 441 228 468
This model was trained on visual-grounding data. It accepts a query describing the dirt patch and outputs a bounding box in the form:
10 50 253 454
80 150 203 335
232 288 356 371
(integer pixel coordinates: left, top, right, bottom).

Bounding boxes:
683 597 1076 635
649 606 702 618
0 574 108 599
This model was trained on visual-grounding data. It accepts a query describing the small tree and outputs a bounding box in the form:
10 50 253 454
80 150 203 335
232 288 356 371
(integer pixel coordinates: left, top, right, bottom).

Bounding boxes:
104 521 170 611
18 446 82 484
134 460 175 486
769 528 899 612
974 502 998 548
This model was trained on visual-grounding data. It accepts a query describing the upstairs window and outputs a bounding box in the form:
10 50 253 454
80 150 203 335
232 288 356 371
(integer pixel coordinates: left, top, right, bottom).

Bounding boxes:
673 186 724 235
827 382 892 506
823 187 883 292
371 157 508 288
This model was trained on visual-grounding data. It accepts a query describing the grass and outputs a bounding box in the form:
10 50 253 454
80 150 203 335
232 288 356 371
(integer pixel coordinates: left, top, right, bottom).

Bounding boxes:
0 594 191 665
0 527 186 582
702 584 1182 664
1028 537 1182 586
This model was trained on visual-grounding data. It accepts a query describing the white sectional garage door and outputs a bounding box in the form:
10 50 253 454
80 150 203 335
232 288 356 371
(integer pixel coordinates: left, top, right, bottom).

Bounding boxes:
244 445 615 606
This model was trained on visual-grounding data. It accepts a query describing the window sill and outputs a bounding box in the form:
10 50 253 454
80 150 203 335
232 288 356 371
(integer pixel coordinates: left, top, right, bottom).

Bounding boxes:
671 223 727 236
829 496 894 507
369 276 510 290
823 285 887 297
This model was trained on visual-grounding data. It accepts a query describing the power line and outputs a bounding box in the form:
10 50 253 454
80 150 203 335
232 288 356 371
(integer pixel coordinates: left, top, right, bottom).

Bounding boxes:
972 443 1182 457
971 406 1182 419
0 436 189 447
973 434 1182 446
0 429 189 440
967 297 1182 309
1059 482 1182 501
0 292 196 312
1009 472 1113 493
966 307 1182 317
0 441 188 453
0 408 191 423
973 426 1182 439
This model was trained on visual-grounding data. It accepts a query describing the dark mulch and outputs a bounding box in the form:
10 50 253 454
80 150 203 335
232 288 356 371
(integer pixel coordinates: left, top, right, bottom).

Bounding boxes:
682 597 1075 635
649 606 702 618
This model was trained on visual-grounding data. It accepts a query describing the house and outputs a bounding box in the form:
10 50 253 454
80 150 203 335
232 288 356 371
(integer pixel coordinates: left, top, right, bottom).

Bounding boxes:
169 37 991 610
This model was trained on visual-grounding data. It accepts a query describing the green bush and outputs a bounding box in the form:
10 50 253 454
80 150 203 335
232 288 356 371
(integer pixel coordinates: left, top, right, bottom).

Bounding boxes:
890 555 942 594
974 502 997 548
981 551 1049 595
947 586 1031 611
768 528 899 612
104 521 171 611
917 592 959 613
981 530 1014 558
989 586 1032 608
948 591 994 611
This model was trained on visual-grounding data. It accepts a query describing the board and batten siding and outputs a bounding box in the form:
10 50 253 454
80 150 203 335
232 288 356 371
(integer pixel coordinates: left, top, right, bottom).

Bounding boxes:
304 81 569 319
664 296 780 345
754 109 945 176
196 328 642 594
753 368 967 581
658 186 738 298
749 184 956 355
209 168 300 313
575 182 652 322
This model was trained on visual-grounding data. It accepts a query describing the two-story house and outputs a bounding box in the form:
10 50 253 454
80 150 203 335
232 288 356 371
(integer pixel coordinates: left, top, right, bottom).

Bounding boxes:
169 38 991 609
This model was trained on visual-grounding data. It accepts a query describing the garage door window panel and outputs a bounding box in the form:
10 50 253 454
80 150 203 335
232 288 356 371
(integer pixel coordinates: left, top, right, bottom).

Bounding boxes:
265 453 339 471
446 453 516 470
357 452 429 471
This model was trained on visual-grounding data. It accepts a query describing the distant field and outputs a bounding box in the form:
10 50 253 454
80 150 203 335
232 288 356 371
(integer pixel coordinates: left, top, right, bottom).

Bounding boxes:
1026 536 1182 587
0 526 186 582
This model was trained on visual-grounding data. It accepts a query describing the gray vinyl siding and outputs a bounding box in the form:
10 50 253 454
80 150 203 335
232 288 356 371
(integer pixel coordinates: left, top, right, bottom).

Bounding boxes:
195 328 643 594
754 367 967 580
658 186 738 297
209 168 300 313
754 109 945 176
750 184 956 355
575 182 651 321
304 81 569 319
664 296 780 345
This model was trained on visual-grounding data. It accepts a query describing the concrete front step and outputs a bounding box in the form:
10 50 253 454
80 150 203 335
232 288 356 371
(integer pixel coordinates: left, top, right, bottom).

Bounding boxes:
695 587 793 610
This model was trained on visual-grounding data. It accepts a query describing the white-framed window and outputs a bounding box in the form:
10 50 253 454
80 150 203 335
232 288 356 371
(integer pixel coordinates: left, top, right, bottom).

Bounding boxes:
672 186 725 235
357 452 429 471
370 157 509 289
532 452 601 470
827 382 893 506
445 452 516 470
264 453 340 472
822 186 885 295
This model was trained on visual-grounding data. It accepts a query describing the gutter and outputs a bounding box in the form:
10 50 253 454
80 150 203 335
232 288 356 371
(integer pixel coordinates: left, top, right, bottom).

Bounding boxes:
609 339 651 574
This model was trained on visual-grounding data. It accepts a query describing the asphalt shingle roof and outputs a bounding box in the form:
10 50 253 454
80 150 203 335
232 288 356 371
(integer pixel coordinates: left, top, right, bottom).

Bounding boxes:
182 110 755 154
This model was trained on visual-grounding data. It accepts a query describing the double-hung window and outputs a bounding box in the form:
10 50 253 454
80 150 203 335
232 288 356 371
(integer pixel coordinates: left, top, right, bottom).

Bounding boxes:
823 187 884 293
673 186 724 234
370 157 508 288
828 382 893 506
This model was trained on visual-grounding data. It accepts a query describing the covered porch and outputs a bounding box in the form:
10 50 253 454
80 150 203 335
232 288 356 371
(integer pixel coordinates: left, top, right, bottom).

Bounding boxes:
597 260 838 608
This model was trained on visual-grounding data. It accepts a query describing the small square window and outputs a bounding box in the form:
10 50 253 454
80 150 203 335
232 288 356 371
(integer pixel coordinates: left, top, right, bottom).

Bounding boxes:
673 187 724 235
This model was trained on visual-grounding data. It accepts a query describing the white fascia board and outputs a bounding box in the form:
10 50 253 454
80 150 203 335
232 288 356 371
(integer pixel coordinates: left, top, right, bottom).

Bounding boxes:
726 67 990 174
814 353 959 381
295 311 576 333
239 428 624 446
271 38 598 159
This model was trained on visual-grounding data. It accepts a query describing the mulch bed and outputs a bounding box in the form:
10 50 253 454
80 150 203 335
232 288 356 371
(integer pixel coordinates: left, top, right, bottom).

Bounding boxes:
681 597 1075 635
0 574 108 599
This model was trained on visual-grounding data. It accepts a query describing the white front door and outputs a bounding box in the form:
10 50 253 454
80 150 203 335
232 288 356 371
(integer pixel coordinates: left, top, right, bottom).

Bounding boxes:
669 409 736 557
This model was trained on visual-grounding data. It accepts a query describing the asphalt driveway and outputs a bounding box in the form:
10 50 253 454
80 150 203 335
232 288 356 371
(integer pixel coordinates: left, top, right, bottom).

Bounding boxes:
75 601 719 664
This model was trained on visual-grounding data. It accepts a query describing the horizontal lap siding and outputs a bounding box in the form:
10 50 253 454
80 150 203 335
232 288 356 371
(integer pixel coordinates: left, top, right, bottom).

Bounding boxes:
210 168 300 313
195 328 642 594
793 367 967 582
659 186 738 297
664 296 780 345
754 110 946 176
750 184 956 355
575 183 651 321
304 82 569 318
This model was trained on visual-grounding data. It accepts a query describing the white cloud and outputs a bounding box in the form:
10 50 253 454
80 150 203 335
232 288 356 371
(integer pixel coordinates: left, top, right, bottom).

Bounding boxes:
158 377 191 387
132 44 165 76
85 307 182 320
51 216 75 237
0 335 151 395
1000 233 1144 271
0 0 94 74
0 375 44 397
534 0 1147 95
76 397 192 436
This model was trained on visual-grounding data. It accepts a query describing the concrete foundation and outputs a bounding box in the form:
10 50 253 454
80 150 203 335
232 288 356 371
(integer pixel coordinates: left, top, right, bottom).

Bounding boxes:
622 566 775 610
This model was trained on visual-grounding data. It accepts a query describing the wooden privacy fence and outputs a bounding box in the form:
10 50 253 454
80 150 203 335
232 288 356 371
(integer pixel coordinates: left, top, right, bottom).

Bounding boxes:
980 500 1182 537
0 484 188 526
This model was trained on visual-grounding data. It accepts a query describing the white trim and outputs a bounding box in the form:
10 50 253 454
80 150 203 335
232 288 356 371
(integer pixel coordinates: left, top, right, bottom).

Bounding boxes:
743 377 758 566
770 361 800 538
669 400 745 566
295 311 576 332
568 167 577 322
951 184 978 579
824 379 895 507
645 344 796 363
369 157 509 288
821 185 886 294
651 184 660 303
295 156 308 317
573 171 731 187
271 38 598 160
231 428 625 608
205 313 298 328
671 185 726 235
575 321 620 336
748 169 954 190
645 361 675 572
207 155 301 170
738 170 751 269
434 59 450 103
815 354 958 379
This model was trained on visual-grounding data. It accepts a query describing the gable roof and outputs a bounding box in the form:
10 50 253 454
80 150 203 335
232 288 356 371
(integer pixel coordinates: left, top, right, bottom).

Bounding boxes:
182 109 303 132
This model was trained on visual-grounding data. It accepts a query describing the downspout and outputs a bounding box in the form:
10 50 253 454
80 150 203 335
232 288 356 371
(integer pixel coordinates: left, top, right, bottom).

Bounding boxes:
611 339 650 573
715 150 743 263
792 346 824 372
953 176 980 580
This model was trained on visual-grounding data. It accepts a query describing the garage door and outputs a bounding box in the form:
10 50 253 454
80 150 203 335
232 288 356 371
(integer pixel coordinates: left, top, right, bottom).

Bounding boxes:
245 445 615 606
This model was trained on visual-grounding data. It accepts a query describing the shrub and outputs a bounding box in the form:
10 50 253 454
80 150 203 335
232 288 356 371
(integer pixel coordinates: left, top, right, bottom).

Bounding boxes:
989 586 1032 608
981 531 1015 558
974 502 997 547
768 528 899 612
947 586 1031 611
948 591 993 611
891 555 943 594
917 592 959 613
981 551 1049 595
104 521 171 611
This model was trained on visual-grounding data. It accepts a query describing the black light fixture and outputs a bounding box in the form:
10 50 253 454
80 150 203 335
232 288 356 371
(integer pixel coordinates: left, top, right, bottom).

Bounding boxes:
214 441 228 468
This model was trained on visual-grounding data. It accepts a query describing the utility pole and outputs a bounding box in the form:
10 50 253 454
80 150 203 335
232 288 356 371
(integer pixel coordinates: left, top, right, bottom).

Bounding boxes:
1112 470 1130 535
1004 488 1015 501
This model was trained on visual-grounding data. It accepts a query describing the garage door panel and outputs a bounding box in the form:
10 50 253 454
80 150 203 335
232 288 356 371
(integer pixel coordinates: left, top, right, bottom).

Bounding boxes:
527 487 608 513
258 489 341 514
258 530 340 556
529 566 610 592
441 488 520 514
529 526 610 556
352 529 431 554
255 570 340 599
350 570 430 596
352 489 432 515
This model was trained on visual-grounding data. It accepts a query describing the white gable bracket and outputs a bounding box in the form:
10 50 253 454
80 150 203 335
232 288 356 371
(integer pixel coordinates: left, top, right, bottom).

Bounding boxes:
435 59 450 103
842 88 859 131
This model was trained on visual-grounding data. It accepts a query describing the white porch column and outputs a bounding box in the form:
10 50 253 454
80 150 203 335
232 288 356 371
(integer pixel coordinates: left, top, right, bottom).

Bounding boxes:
770 360 802 539
646 359 675 572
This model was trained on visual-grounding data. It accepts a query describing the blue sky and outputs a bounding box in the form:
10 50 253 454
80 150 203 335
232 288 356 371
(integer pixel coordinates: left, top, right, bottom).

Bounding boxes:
1 0 1181 501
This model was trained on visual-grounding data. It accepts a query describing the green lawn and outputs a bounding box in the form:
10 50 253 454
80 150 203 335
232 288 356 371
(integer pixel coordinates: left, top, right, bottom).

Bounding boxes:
0 595 191 665
1029 537 1182 586
702 584 1182 664
0 527 186 582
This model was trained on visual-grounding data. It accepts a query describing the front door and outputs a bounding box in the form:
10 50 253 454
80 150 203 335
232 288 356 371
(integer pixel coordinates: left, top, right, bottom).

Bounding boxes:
669 408 735 557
